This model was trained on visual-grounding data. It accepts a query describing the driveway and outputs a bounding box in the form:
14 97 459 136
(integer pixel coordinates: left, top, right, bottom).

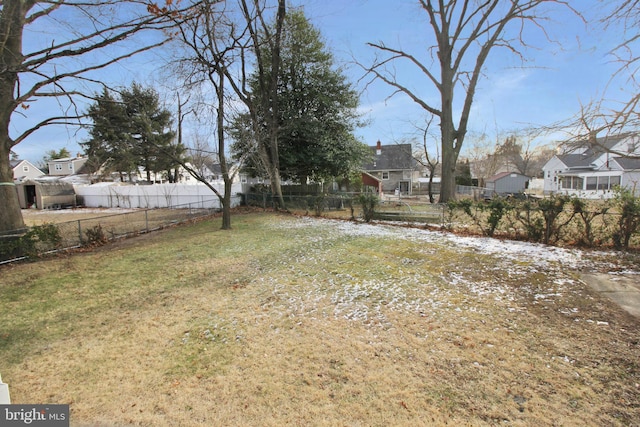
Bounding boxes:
581 273 640 318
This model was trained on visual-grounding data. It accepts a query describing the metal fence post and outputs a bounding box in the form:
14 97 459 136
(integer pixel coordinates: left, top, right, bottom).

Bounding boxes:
77 219 83 245
145 210 149 232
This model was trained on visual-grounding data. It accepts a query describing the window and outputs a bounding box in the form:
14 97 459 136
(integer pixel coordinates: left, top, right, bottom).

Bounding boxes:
382 172 389 180
610 175 621 188
597 176 609 190
69 163 74 171
590 175 622 191
561 176 583 190
54 164 63 171
23 166 29 172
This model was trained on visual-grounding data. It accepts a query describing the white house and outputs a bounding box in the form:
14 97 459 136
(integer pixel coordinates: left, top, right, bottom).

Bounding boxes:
542 134 640 199
10 159 44 182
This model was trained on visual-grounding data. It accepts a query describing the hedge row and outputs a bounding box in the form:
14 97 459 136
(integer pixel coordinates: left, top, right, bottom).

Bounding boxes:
444 188 640 250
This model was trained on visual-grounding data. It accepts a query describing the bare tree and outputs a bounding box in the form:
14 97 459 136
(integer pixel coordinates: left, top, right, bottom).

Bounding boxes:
362 0 574 203
169 0 240 229
231 0 287 209
187 133 218 180
565 0 639 152
0 0 184 236
464 133 501 187
411 116 440 203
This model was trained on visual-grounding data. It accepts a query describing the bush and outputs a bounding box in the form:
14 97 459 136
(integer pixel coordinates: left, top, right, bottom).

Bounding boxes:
306 194 325 216
612 187 640 250
84 225 108 246
357 193 379 223
0 223 62 260
570 198 609 247
449 198 509 237
537 195 573 244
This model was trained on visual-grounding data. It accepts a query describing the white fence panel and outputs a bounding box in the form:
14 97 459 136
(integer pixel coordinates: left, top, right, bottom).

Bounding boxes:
74 183 243 209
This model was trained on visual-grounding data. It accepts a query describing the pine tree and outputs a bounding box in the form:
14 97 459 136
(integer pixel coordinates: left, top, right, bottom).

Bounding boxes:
231 10 369 184
84 84 180 182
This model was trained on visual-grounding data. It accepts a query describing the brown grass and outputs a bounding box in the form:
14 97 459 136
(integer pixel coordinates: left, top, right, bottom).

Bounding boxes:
1 212 639 426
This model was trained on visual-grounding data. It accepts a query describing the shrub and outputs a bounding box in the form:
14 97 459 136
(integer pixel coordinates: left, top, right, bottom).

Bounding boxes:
0 223 62 260
537 195 573 244
357 193 379 223
570 198 609 247
306 194 325 216
512 199 545 242
84 225 108 246
450 198 509 237
612 187 640 250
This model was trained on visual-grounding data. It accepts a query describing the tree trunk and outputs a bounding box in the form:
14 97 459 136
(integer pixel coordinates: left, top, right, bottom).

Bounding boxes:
438 74 459 203
0 146 26 236
270 165 285 209
439 144 457 203
0 1 27 235
217 70 232 230
221 176 232 230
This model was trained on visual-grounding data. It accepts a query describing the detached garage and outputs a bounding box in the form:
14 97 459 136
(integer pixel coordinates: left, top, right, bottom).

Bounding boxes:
484 172 530 199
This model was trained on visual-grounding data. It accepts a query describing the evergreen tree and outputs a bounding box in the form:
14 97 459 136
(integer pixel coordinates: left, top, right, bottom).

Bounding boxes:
83 84 180 181
83 88 136 180
121 84 178 182
231 10 368 184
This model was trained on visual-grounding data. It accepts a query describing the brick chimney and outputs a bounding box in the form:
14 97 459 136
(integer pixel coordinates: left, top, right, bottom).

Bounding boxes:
376 140 382 155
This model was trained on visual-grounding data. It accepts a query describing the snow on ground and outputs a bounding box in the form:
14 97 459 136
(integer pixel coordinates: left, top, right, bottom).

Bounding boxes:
286 216 609 270
266 216 637 326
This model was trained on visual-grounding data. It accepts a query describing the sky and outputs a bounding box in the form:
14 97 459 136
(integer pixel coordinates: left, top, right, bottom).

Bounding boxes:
11 0 632 165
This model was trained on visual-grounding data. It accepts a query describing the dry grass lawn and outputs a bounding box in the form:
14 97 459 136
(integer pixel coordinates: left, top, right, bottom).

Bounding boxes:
1 212 639 426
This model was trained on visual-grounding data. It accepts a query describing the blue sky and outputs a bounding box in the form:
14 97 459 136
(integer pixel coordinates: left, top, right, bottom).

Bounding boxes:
12 0 630 164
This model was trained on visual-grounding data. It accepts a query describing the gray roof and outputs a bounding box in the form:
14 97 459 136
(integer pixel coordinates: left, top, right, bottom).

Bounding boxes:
557 153 599 169
559 133 635 169
362 143 415 171
614 157 640 170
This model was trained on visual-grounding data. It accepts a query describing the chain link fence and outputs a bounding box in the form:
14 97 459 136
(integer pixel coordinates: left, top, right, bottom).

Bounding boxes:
0 199 227 264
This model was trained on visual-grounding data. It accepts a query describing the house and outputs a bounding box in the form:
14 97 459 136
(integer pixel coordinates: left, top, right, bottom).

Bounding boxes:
542 133 640 198
10 159 44 182
484 172 530 199
48 156 89 176
361 141 418 195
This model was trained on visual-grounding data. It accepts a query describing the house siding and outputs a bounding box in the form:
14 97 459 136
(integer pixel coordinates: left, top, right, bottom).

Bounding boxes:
11 160 44 182
494 174 529 194
48 157 88 176
542 156 566 194
622 171 640 195
485 172 529 197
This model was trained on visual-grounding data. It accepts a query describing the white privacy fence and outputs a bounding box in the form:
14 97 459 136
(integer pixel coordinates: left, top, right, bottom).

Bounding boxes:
74 183 243 209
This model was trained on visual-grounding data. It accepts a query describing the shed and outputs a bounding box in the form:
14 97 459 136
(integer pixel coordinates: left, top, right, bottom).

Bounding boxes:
15 179 77 209
485 172 530 198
